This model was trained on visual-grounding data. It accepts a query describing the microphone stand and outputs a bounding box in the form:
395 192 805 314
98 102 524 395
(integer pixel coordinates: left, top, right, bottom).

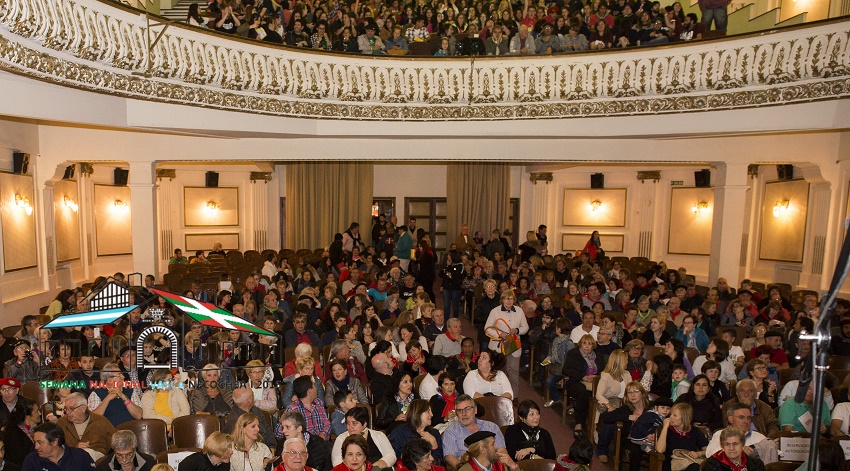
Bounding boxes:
798 217 850 470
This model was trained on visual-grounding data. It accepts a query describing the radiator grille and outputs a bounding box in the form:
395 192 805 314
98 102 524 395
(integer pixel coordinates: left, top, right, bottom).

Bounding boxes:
639 231 652 258
812 235 826 275
740 233 748 266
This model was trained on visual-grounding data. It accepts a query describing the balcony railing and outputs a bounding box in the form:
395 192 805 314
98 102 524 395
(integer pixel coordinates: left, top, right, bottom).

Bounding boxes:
0 0 848 121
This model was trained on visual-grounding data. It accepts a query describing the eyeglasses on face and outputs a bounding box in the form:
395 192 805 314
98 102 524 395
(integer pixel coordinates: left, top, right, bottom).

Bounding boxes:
455 405 476 414
283 451 308 457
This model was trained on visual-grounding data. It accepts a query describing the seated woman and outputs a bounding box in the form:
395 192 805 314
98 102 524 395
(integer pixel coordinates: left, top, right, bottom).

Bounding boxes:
4 397 38 467
325 340 368 385
664 339 694 379
245 359 278 412
388 399 444 462
332 434 373 471
741 323 768 354
403 341 429 376
701 361 730 403
655 403 709 471
375 371 418 434
397 324 430 363
744 359 778 408
230 412 274 471
47 341 80 380
331 406 396 469
641 315 671 347
624 339 651 382
398 439 447 471
674 374 724 433
462 350 512 399
429 372 459 427
282 356 325 406
190 364 235 416
674 315 710 352
703 427 766 471
562 334 603 437
692 339 736 383
598 381 648 463
141 368 190 426
596 349 633 413
370 326 401 360
325 358 369 405
178 432 234 469
503 400 556 461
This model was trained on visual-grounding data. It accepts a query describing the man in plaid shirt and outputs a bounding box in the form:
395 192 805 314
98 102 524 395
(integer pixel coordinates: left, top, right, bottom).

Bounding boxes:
406 16 429 42
284 376 331 439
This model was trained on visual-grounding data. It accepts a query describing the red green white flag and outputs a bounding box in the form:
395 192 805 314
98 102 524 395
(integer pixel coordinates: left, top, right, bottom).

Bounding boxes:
150 288 275 336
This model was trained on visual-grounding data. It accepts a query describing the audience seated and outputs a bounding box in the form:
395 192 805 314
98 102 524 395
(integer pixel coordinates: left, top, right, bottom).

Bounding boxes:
95 430 156 471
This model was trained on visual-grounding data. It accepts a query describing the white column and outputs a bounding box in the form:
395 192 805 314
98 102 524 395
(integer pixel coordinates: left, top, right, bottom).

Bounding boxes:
709 162 751 288
127 161 159 279
156 171 175 276
252 179 269 250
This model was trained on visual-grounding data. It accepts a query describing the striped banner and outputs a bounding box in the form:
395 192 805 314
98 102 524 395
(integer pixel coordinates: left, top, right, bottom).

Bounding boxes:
43 306 138 328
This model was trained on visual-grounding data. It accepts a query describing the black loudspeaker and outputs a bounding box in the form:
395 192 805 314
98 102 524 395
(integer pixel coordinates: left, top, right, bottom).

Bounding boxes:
114 168 129 186
590 173 605 189
62 165 75 180
695 169 711 188
777 164 794 180
205 171 219 188
12 152 29 175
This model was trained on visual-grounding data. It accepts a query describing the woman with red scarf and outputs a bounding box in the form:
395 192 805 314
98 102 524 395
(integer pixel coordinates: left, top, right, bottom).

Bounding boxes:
429 372 459 426
333 435 373 471
703 428 765 471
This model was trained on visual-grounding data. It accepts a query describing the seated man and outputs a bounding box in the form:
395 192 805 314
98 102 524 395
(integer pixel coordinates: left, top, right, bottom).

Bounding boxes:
57 392 116 458
95 430 155 471
433 318 463 357
88 364 142 427
272 437 313 471
778 382 830 433
22 422 95 470
705 403 778 464
369 352 395 404
284 376 330 440
456 430 517 471
284 312 321 348
277 412 332 471
224 387 277 450
722 379 780 437
0 377 22 430
442 394 507 470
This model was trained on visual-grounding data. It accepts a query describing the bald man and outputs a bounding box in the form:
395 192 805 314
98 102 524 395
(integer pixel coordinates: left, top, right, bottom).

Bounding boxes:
224 387 277 449
369 353 394 404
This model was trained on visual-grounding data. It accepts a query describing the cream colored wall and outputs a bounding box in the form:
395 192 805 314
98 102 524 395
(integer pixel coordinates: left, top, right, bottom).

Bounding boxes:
53 179 81 263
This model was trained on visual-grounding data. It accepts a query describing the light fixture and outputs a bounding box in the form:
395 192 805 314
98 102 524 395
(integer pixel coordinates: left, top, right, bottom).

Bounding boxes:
773 199 790 217
15 194 33 216
588 199 602 212
691 201 709 214
206 201 220 211
63 195 78 212
114 199 129 214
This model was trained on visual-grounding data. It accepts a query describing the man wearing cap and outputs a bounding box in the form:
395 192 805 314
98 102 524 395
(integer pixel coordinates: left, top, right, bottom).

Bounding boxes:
456 430 517 471
357 22 385 55
443 395 507 470
4 340 45 384
0 377 22 429
751 331 789 368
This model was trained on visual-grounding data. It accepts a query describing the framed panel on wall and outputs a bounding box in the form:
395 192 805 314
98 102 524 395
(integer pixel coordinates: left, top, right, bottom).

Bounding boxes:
668 187 714 255
562 188 627 227
185 233 239 252
94 184 133 256
0 172 38 271
759 179 809 263
184 187 239 227
562 233 624 254
54 180 81 262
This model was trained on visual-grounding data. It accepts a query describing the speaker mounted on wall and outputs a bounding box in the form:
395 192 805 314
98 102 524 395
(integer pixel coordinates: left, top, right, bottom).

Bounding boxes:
205 171 220 188
590 173 605 189
62 165 76 180
777 164 794 180
114 168 129 186
695 169 711 188
12 152 30 175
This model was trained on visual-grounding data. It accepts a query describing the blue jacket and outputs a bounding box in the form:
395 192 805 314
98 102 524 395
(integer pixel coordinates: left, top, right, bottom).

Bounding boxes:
22 446 95 471
674 327 710 352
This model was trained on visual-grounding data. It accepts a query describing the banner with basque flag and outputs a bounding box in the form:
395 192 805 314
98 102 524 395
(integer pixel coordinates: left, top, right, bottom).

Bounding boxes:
149 287 275 336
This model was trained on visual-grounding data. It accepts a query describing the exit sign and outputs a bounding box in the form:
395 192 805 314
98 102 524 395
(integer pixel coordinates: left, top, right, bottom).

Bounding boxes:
671 180 684 186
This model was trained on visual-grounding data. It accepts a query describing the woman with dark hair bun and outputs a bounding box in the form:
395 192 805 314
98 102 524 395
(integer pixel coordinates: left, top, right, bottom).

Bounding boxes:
399 439 446 471
503 400 556 460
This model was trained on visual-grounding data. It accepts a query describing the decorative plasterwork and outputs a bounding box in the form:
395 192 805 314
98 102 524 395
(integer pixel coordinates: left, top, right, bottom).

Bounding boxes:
0 0 849 121
530 172 553 184
637 171 661 183
156 169 176 181
250 172 273 183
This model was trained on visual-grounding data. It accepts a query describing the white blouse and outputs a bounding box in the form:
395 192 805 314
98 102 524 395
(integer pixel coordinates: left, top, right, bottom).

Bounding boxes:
463 369 514 398
230 442 272 471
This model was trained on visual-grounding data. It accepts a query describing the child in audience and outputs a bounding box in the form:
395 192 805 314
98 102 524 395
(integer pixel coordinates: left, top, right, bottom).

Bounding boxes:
543 318 574 408
330 390 357 437
720 328 745 366
700 360 730 402
671 363 690 400
628 396 673 471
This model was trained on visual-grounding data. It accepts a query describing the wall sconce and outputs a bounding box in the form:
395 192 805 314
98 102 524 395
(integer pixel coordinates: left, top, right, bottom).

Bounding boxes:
588 200 602 212
773 199 790 217
692 201 709 214
15 194 33 216
63 195 78 212
114 199 129 214
206 201 220 212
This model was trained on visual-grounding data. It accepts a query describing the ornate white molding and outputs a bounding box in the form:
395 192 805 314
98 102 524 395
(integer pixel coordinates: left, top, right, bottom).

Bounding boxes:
0 0 849 121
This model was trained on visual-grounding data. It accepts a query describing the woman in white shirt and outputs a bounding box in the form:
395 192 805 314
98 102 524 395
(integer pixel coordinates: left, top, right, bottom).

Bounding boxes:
397 323 429 362
230 413 273 471
484 290 529 398
462 349 513 399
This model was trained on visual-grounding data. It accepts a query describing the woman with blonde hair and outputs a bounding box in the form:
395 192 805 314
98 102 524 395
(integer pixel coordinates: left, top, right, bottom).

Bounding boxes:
180 431 234 468
655 403 709 471
230 412 274 471
282 355 325 406
596 349 632 412
598 381 649 462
